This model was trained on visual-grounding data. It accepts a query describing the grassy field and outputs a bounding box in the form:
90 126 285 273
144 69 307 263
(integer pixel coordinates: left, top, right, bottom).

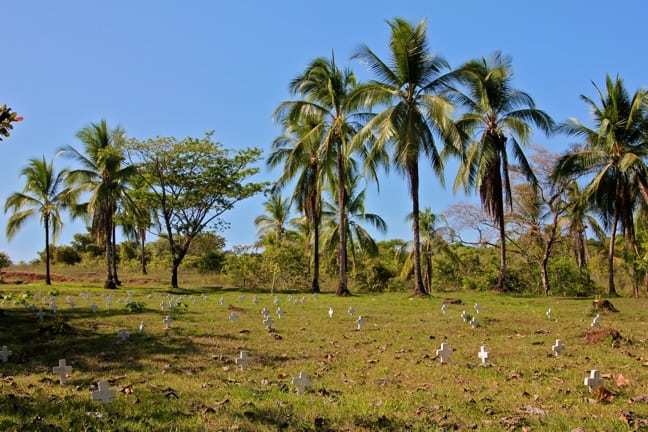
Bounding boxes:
0 280 647 431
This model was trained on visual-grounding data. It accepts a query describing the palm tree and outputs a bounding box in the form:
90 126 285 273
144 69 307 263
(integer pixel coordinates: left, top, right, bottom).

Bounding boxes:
59 119 136 289
450 52 554 292
275 55 376 296
254 192 293 246
268 118 329 292
352 17 461 296
552 75 648 296
400 208 459 294
560 181 598 273
4 156 74 285
320 174 387 276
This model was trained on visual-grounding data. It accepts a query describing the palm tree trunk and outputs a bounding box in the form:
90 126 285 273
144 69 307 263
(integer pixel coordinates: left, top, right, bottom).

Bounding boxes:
311 215 320 293
336 144 350 296
410 162 427 296
608 211 619 297
104 213 116 289
44 216 51 286
496 198 507 292
139 227 147 275
112 223 121 286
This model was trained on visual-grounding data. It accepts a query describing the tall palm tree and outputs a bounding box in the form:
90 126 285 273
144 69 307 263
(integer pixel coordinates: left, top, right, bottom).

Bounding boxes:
268 118 329 292
552 75 648 296
275 55 377 296
4 156 74 285
400 208 459 293
254 192 292 246
560 181 598 273
320 174 387 276
352 17 461 296
59 120 136 289
450 52 554 292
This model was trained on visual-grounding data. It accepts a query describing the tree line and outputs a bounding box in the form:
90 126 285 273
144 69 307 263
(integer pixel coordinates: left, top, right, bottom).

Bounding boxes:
4 18 648 297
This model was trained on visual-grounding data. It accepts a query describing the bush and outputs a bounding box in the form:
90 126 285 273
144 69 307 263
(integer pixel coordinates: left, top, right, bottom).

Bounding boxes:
0 252 12 268
194 250 225 273
54 246 82 265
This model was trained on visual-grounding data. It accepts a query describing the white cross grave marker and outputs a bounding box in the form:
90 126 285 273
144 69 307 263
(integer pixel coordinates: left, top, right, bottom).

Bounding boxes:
546 308 554 320
90 303 97 313
478 345 490 364
50 302 58 314
591 314 601 328
355 315 365 330
584 369 604 393
261 307 269 317
252 295 258 305
461 310 468 322
276 307 284 319
348 306 355 316
235 351 252 370
53 359 72 384
163 315 173 330
229 312 239 322
117 328 130 342
219 297 225 306
441 304 448 314
0 346 12 363
328 307 334 318
551 339 565 356
474 303 481 314
139 321 145 334
36 309 45 322
263 316 275 330
92 381 116 405
291 371 312 395
470 316 479 328
435 342 453 364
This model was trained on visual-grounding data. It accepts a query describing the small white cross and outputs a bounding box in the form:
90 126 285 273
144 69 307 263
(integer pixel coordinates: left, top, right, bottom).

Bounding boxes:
461 310 468 322
53 359 72 384
312 293 318 300
435 342 453 364
584 369 604 393
263 316 275 330
90 303 97 313
273 297 280 306
160 301 166 311
92 381 116 405
163 315 173 330
229 312 239 322
474 303 480 314
36 309 45 322
276 307 284 318
355 315 365 330
50 303 58 314
0 346 12 363
348 306 355 316
69 301 76 309
470 316 479 328
238 295 245 302
235 351 252 370
551 339 565 356
591 314 600 328
261 307 269 317
291 371 312 394
328 307 334 318
441 304 448 314
219 297 224 306
117 328 130 342
139 321 145 334
546 308 554 320
478 345 490 364
252 296 258 305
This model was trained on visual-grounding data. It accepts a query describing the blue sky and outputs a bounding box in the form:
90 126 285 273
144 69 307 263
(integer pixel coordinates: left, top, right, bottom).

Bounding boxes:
3 1 647 262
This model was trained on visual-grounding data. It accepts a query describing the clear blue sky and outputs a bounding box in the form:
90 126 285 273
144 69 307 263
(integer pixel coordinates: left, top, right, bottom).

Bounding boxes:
3 1 647 262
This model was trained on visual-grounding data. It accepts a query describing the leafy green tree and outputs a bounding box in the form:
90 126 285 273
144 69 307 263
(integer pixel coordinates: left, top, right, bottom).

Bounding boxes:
60 120 136 289
268 118 329 293
352 18 461 296
552 75 648 296
275 55 377 296
450 52 554 292
0 104 23 141
4 156 74 284
126 132 267 288
0 252 12 268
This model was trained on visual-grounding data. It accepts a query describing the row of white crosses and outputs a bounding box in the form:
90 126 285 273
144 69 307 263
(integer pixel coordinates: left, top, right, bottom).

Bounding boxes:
435 338 568 365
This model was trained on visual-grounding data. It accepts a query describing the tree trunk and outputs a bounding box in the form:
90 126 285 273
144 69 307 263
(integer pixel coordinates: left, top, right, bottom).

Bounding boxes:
104 214 116 289
44 216 51 286
139 227 147 275
335 143 350 296
112 223 121 286
311 215 320 293
171 259 180 289
410 162 427 296
495 197 507 292
608 211 618 297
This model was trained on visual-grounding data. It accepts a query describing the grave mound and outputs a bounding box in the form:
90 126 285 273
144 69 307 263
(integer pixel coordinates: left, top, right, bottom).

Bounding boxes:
582 328 621 344
592 299 619 312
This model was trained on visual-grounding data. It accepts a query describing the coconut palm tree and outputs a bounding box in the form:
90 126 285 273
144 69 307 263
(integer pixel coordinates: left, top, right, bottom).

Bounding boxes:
450 51 554 292
552 75 648 296
4 156 74 284
274 55 377 296
254 192 293 246
351 17 461 296
59 120 136 289
268 118 329 292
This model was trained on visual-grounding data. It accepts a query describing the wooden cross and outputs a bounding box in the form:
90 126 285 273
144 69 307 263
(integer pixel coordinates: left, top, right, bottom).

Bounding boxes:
584 369 604 393
551 339 565 356
92 381 116 405
235 351 252 370
53 359 72 384
435 342 453 364
0 345 12 363
291 371 312 395
478 345 490 364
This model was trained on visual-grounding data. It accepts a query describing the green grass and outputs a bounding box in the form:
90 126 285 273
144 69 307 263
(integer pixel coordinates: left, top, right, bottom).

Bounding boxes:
0 283 647 431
